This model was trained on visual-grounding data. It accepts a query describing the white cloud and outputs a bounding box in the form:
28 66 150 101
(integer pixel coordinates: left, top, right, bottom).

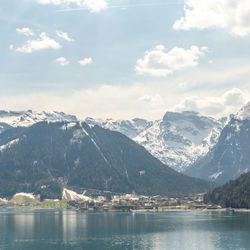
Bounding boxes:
174 0 250 37
16 27 35 36
78 57 93 66
135 45 208 77
16 32 61 53
1 84 249 120
174 88 249 117
56 57 69 66
138 94 165 108
0 84 167 120
37 0 107 12
178 82 188 89
9 44 14 50
56 30 74 42
83 0 107 12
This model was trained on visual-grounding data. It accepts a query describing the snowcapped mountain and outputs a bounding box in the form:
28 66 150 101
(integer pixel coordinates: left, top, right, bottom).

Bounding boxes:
86 111 226 172
185 102 250 184
85 117 153 139
0 110 77 129
0 109 226 173
0 121 213 198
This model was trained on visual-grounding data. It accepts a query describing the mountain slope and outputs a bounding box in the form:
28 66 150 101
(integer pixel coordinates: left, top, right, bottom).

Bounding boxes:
186 103 250 184
0 121 214 199
86 111 225 172
204 172 250 208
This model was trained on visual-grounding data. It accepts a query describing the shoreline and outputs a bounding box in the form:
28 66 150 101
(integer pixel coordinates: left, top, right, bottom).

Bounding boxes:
0 207 250 213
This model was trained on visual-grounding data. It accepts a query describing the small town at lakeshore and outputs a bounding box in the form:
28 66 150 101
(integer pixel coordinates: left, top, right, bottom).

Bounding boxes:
0 188 246 213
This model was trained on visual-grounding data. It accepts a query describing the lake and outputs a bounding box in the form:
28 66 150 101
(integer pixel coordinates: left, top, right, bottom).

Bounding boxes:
0 210 249 250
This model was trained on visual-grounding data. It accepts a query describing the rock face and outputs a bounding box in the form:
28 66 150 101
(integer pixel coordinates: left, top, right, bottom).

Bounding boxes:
86 111 225 172
186 103 250 184
0 121 214 199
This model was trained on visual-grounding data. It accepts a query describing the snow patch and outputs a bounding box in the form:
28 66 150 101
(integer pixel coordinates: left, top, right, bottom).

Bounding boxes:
70 129 86 144
74 158 80 167
209 171 223 180
0 138 19 152
61 122 77 130
139 170 146 176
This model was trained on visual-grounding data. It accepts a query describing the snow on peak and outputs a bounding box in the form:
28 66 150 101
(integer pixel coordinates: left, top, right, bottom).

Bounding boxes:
0 110 78 128
234 102 250 121
86 111 225 172
85 117 153 139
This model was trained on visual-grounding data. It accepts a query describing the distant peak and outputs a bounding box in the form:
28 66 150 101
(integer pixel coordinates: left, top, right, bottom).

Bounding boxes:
163 110 200 120
0 110 78 127
164 110 199 116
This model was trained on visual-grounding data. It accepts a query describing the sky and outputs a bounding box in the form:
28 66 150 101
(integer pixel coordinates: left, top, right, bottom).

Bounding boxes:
1 0 250 120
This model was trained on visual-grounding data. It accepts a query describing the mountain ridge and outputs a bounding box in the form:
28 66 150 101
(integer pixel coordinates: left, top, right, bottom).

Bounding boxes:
0 110 226 173
86 111 226 172
185 102 250 184
0 121 214 199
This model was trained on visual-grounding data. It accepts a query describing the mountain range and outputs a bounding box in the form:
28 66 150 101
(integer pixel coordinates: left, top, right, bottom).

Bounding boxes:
0 110 226 173
85 111 226 172
1 103 250 196
0 121 214 199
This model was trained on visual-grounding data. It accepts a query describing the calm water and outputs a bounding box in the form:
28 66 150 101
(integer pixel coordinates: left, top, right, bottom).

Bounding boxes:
0 210 249 250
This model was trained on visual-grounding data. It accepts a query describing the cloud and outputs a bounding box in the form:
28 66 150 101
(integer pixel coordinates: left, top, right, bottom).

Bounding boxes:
78 57 93 66
1 84 249 120
56 2 186 13
0 84 167 120
178 82 188 89
16 27 35 36
135 45 208 77
56 57 69 66
83 0 107 12
173 0 250 37
16 32 61 53
174 88 249 117
56 30 74 42
138 94 165 108
37 0 107 12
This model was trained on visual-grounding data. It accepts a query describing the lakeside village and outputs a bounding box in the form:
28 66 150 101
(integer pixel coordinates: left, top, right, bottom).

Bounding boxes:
0 188 225 212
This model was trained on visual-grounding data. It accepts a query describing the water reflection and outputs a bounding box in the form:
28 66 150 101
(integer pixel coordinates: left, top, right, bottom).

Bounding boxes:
0 210 249 249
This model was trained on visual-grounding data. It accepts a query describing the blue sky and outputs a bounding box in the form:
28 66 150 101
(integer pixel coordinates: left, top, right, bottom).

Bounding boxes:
1 0 250 119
